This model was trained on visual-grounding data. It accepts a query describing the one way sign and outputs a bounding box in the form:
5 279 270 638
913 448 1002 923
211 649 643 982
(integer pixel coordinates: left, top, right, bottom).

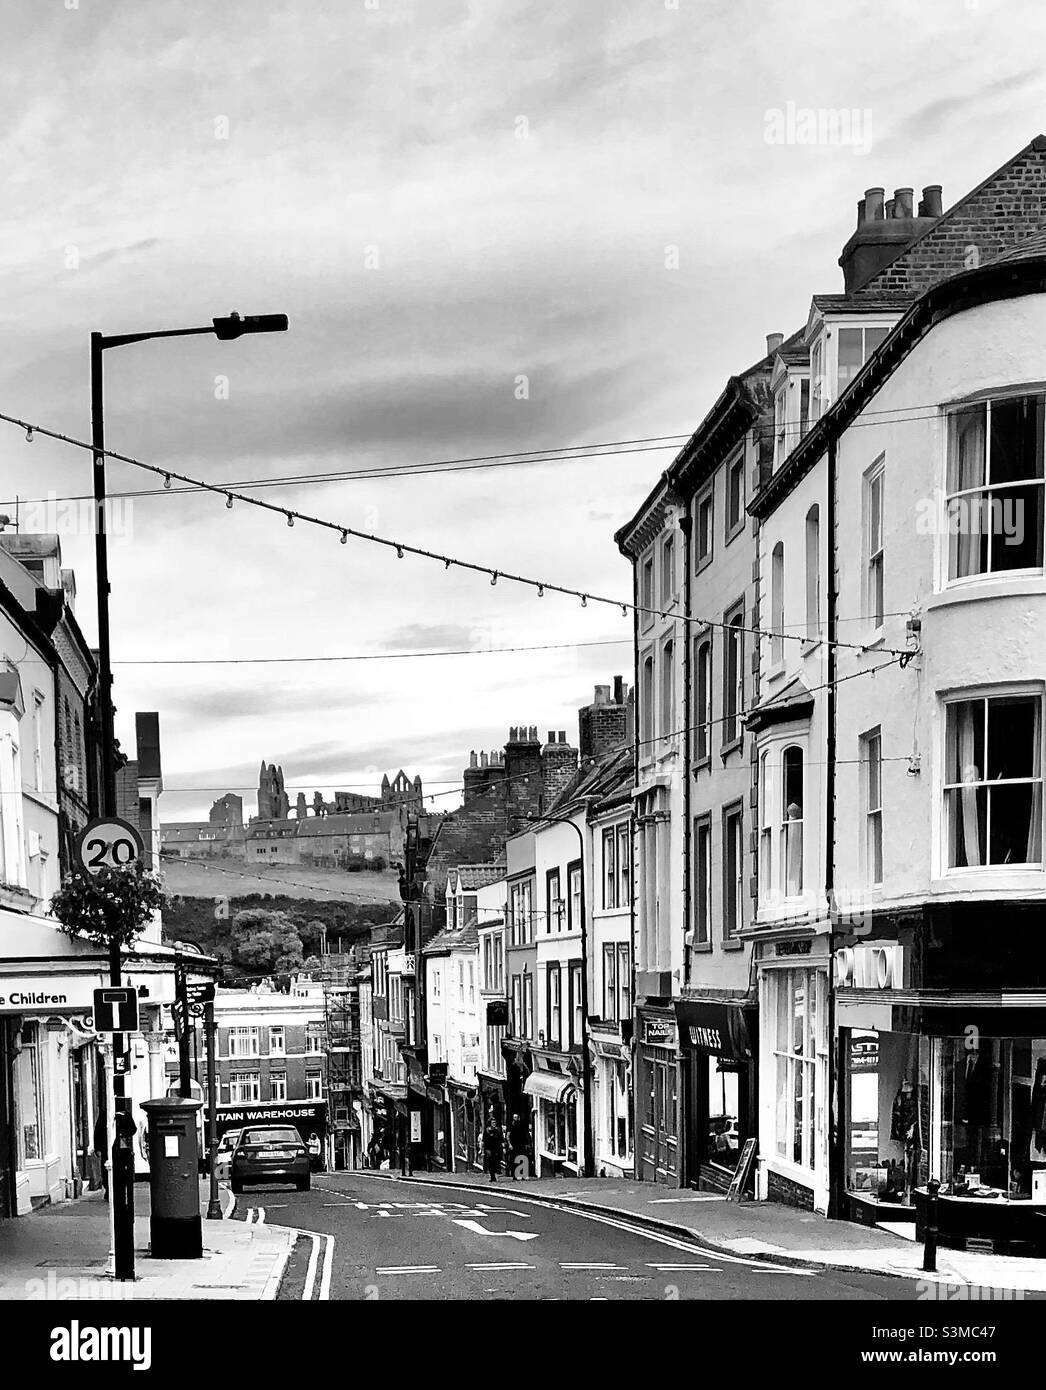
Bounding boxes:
92 987 139 1034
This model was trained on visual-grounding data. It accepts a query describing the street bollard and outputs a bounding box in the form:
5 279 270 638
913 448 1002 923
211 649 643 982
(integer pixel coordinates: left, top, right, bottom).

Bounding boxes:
922 1177 941 1273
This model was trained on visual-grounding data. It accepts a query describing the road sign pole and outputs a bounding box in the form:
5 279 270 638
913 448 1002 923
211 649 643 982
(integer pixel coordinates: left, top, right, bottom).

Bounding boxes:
108 939 135 1281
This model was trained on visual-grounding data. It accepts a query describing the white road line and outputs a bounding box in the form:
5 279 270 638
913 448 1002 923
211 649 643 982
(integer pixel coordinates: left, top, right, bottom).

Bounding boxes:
318 1233 334 1301
302 1233 321 1301
750 1266 818 1277
648 1263 718 1271
376 1266 441 1275
560 1262 627 1270
256 1207 266 1226
466 1262 535 1270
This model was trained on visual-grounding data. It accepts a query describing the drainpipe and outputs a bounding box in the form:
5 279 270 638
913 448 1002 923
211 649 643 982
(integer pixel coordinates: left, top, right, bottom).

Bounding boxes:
678 505 693 1189
826 435 841 1220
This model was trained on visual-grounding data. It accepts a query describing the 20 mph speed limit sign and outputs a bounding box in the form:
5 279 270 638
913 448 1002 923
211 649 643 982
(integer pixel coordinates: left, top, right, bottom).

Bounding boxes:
77 818 145 875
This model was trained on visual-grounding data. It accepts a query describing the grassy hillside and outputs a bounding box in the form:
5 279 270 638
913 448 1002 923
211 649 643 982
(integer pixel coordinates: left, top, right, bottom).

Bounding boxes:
159 858 401 974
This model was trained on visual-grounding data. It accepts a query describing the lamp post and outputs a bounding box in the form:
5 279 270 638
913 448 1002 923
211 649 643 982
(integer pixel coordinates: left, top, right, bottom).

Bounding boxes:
91 311 287 1279
519 811 594 1179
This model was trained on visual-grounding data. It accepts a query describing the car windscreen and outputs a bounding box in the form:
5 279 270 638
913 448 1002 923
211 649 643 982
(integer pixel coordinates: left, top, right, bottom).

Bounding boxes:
240 1128 301 1147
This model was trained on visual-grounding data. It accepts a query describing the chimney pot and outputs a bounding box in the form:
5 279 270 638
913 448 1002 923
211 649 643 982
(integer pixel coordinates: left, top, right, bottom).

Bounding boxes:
547 729 554 743
856 197 866 226
613 675 624 703
480 751 488 768
884 197 895 219
530 725 538 742
894 187 914 219
864 187 885 220
766 331 784 356
922 184 943 218
469 751 477 768
560 731 567 743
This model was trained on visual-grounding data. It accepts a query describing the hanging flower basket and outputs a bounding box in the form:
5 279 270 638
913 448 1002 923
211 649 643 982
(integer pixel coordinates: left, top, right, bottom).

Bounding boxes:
50 862 167 950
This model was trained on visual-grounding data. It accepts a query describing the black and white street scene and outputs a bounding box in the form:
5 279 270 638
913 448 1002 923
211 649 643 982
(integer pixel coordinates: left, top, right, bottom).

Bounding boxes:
4 0 1046 1358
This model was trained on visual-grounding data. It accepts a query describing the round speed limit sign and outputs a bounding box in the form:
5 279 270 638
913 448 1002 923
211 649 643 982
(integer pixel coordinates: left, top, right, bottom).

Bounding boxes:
77 817 145 875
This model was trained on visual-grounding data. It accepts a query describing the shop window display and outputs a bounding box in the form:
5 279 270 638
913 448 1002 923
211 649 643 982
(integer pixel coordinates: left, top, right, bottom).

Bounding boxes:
707 1055 740 1169
937 1037 1046 1198
844 1030 931 1204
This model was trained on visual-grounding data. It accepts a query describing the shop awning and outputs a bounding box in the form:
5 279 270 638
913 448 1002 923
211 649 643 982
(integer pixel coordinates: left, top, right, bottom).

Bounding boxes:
523 1071 575 1104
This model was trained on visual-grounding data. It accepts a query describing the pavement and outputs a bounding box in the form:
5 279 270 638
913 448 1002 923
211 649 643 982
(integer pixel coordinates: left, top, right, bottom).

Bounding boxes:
368 1169 1046 1294
0 1180 294 1300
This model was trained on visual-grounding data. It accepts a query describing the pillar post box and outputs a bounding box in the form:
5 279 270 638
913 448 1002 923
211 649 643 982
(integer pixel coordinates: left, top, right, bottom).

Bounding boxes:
142 1096 203 1258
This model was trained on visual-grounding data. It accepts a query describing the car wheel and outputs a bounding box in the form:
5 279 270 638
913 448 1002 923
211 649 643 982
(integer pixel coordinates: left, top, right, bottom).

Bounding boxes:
231 1179 243 1195
296 1177 310 1192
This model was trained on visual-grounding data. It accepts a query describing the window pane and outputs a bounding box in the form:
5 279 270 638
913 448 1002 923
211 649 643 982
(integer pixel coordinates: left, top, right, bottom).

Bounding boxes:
989 395 1045 484
948 404 987 494
837 328 864 392
989 783 1040 865
991 483 1043 572
946 700 985 785
946 785 988 867
867 734 881 809
783 747 803 812
864 326 889 357
775 1054 789 1156
987 696 1039 780
792 974 805 1054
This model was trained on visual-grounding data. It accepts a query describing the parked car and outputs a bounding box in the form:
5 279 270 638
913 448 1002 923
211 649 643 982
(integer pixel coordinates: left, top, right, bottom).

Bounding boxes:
230 1126 310 1194
214 1129 243 1180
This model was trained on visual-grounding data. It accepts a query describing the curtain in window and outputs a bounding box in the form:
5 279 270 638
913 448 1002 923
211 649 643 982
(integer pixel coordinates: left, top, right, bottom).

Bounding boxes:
1028 700 1043 863
950 407 987 578
957 702 983 867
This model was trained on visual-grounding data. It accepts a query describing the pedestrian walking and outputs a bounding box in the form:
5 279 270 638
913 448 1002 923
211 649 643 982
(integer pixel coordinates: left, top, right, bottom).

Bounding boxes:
482 1116 504 1182
508 1112 530 1179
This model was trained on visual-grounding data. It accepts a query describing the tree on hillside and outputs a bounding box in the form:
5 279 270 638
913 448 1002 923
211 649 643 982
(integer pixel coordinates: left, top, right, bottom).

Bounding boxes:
229 908 304 977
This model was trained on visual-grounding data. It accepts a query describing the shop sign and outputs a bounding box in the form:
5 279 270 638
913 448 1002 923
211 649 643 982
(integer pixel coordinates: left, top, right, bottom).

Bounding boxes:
849 1036 880 1071
642 1015 677 1048
834 944 904 990
0 976 102 1013
674 1000 754 1061
775 940 811 957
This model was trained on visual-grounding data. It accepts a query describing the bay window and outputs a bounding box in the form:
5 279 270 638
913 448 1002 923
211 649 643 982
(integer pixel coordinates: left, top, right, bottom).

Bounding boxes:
781 746 804 897
944 692 1043 868
947 395 1045 580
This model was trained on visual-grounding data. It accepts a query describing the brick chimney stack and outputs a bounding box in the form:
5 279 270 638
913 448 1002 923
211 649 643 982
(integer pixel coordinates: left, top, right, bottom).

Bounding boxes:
578 676 633 760
504 725 543 820
838 182 943 293
541 730 578 811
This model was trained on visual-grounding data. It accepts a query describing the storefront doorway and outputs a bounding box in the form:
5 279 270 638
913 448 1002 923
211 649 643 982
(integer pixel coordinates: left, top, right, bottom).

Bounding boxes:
638 1013 680 1184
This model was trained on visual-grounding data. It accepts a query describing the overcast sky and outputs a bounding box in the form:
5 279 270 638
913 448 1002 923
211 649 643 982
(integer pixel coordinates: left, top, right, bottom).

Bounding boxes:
3 0 1045 821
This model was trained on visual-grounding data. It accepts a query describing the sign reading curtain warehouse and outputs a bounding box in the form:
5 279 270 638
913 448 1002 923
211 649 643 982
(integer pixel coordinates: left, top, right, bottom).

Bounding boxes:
207 1101 327 1144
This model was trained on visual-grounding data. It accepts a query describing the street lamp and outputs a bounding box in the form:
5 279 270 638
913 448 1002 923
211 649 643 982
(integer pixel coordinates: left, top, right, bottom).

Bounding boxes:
90 310 287 1279
518 811 595 1179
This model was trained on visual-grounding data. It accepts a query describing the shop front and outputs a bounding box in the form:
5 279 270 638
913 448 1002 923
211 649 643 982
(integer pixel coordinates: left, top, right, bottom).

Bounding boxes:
756 936 831 1212
589 1030 633 1178
836 916 1046 1253
675 996 757 1194
524 1063 579 1177
636 1008 681 1185
449 1079 481 1172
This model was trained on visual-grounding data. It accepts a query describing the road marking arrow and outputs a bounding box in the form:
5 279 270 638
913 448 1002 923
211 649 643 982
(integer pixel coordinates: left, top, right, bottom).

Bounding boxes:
453 1218 539 1242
